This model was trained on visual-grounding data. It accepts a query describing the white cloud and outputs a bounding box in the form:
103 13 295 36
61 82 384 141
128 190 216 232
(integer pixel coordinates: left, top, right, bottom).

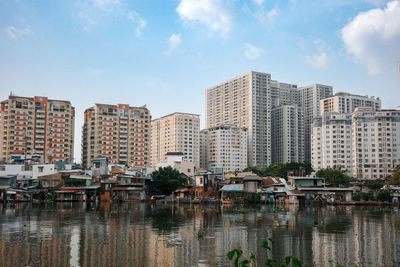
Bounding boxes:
342 0 400 74
126 10 147 37
75 0 146 37
254 7 279 28
253 0 265 5
165 34 183 55
244 43 264 59
304 39 333 69
305 52 329 69
176 0 232 36
5 25 32 39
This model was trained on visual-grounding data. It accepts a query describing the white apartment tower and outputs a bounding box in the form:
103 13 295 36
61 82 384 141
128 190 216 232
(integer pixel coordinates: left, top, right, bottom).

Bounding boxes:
352 108 400 179
311 113 353 174
199 124 247 172
272 105 304 164
320 92 381 116
151 112 200 168
270 80 299 108
298 84 333 162
206 71 271 168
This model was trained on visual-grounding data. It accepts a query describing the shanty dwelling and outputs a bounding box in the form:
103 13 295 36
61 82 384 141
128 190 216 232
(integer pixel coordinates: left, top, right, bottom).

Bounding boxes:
111 187 145 202
299 187 354 202
219 184 245 203
261 177 304 205
55 174 93 201
0 175 17 202
243 175 263 193
287 176 325 188
110 174 148 202
38 173 63 188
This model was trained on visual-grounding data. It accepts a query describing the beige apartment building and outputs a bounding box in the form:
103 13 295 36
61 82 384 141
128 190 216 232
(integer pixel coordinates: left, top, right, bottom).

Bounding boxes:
311 112 353 174
320 92 381 116
352 108 400 179
206 71 271 168
151 112 200 168
81 103 151 168
199 124 248 172
0 95 75 163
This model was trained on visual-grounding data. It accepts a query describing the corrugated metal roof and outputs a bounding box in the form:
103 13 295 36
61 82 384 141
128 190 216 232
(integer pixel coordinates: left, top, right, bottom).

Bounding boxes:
220 184 244 192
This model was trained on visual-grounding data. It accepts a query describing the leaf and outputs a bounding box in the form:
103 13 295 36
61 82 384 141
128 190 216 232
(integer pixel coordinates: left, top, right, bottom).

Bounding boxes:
262 240 271 250
227 250 235 260
285 256 291 265
291 257 302 267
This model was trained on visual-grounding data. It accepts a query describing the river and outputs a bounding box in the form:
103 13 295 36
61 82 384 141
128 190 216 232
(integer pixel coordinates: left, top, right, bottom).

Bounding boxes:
0 203 399 267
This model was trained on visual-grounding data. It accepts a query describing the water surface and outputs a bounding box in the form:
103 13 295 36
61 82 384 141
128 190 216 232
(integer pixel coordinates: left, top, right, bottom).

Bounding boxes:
0 203 399 267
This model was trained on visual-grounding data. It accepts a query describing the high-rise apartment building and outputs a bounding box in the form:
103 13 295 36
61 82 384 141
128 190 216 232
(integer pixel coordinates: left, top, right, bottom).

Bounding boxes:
199 124 247 172
81 103 151 168
271 105 304 164
270 80 299 108
151 112 200 168
206 71 271 168
311 112 353 173
311 108 400 180
320 92 381 116
298 84 333 162
0 95 75 163
351 108 400 179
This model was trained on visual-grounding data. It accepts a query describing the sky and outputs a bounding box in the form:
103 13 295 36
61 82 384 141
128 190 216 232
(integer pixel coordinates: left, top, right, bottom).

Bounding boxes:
1 0 400 163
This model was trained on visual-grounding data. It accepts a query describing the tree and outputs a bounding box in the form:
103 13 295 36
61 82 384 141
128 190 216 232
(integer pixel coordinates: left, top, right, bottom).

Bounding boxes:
243 166 266 177
389 165 400 185
243 162 313 179
377 189 391 202
151 166 189 195
315 167 352 187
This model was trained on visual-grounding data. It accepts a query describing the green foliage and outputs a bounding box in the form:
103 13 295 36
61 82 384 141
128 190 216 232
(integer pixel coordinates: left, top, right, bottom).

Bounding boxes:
227 238 302 267
352 193 361 201
151 166 189 195
376 189 391 202
243 166 265 177
227 239 365 267
365 179 385 190
359 192 375 201
315 167 352 187
389 165 400 185
243 162 313 179
245 193 262 203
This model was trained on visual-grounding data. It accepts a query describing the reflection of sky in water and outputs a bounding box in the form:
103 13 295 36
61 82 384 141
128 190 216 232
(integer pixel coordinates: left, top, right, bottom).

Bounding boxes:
0 203 399 267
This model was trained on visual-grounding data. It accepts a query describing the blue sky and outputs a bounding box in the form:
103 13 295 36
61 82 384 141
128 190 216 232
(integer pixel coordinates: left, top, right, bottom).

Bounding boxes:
1 0 400 162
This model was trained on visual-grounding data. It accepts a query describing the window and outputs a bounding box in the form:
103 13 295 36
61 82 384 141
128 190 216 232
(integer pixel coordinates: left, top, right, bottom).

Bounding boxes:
38 166 44 172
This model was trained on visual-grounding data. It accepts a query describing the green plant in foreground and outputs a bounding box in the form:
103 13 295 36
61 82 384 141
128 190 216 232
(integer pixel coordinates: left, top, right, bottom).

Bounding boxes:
227 239 367 267
227 238 302 267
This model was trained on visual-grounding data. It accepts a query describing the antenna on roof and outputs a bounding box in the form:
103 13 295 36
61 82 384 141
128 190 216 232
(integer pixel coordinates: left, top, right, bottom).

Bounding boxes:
9 91 13 96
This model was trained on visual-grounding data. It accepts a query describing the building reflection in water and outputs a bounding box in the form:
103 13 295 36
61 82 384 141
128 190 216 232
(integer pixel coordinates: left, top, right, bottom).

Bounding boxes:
0 203 399 266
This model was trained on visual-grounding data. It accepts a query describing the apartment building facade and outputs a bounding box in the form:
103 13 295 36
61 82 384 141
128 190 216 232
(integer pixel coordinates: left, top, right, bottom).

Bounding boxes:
271 105 304 164
298 84 333 162
206 71 271 168
151 112 200 168
270 80 299 108
320 92 381 116
352 108 400 179
0 95 75 163
311 112 353 174
81 103 151 168
199 124 247 172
